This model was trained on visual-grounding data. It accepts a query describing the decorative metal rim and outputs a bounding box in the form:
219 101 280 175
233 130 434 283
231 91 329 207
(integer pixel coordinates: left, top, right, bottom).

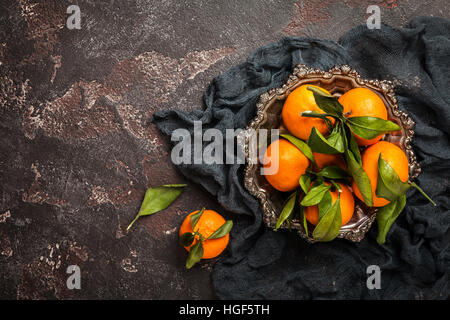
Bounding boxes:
242 64 420 243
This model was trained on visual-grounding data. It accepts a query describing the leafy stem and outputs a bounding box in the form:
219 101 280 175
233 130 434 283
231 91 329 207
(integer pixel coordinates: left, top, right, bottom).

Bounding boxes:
127 184 186 231
275 191 297 230
186 240 203 269
329 180 342 192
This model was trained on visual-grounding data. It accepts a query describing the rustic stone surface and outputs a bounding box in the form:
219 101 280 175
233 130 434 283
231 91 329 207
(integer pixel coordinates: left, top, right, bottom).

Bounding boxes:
0 0 448 299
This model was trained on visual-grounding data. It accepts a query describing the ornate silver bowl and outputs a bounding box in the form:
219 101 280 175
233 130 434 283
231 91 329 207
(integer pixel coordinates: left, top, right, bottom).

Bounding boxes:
242 64 420 242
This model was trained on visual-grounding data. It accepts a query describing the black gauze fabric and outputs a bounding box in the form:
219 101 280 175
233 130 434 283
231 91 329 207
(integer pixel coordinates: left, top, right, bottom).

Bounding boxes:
152 17 450 299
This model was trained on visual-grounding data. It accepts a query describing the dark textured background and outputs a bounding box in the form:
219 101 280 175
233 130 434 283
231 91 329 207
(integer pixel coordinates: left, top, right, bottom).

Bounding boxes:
0 0 449 299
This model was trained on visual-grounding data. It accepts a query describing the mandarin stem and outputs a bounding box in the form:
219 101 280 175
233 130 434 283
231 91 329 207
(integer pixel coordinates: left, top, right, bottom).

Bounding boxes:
126 215 140 231
409 182 437 206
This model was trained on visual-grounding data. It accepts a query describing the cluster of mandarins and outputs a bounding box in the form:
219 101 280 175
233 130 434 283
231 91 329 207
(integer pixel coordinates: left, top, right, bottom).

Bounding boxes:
175 84 435 268
263 84 434 243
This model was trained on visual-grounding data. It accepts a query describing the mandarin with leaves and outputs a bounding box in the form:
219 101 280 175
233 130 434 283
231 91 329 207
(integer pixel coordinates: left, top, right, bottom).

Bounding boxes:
179 209 230 259
338 88 388 146
282 84 334 140
304 182 355 226
352 141 409 207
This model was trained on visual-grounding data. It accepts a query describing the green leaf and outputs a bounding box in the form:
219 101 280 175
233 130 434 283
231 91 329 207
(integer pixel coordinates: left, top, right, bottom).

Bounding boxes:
186 240 204 269
275 191 297 230
312 176 324 186
376 155 411 202
127 184 186 231
300 183 331 206
313 195 342 241
301 206 308 235
318 190 333 221
340 123 371 205
326 123 345 153
179 232 195 247
376 194 406 244
308 127 342 154
343 124 361 164
208 220 233 239
190 207 205 229
346 117 401 140
299 174 311 194
377 156 436 206
280 134 315 164
316 166 350 179
345 150 373 206
286 214 293 231
307 86 343 117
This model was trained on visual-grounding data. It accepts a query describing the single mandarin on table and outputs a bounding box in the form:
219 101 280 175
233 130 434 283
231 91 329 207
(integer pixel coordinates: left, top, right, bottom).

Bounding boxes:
282 84 333 140
338 87 388 146
179 209 229 259
352 141 409 207
304 182 355 226
263 139 310 192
